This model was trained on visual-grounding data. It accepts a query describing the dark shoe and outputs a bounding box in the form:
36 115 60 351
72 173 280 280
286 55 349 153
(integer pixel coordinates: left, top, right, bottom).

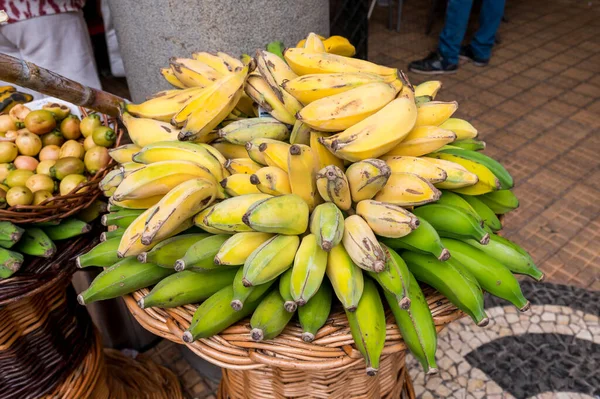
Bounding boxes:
459 46 489 67
408 52 458 75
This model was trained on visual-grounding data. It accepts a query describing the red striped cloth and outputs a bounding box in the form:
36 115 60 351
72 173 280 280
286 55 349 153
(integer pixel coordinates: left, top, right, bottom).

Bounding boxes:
0 0 85 23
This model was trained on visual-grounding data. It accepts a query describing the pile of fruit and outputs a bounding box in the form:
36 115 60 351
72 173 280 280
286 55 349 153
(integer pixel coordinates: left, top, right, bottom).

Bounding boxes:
0 101 116 207
78 34 542 376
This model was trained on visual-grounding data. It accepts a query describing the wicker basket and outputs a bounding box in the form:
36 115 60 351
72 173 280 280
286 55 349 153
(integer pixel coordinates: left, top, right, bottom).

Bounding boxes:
123 286 462 399
0 108 123 224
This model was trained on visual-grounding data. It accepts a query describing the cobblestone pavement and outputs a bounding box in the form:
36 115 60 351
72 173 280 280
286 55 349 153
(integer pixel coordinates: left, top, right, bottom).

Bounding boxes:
143 0 600 397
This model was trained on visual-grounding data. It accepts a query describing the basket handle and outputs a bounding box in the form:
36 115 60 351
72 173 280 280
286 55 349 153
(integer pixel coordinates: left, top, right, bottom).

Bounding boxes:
0 53 124 117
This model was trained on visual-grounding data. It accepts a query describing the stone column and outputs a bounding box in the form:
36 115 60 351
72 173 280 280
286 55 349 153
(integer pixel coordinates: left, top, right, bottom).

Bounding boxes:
107 0 330 102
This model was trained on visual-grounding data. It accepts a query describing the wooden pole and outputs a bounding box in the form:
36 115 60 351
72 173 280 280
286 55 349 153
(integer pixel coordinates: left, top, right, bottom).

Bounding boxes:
0 54 124 117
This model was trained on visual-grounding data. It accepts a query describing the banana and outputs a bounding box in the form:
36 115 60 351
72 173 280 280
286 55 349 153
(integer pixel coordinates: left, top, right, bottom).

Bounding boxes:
298 281 332 342
242 194 309 235
242 234 299 286
437 147 514 190
414 101 458 127
100 229 123 242
120 162 146 178
288 144 320 211
211 141 249 159
0 248 24 278
436 191 479 219
323 36 356 56
266 41 285 60
191 52 233 75
160 68 185 88
245 74 296 125
438 118 478 140
424 157 479 189
250 166 291 195
345 278 386 376
116 207 156 257
290 234 328 306
316 165 352 210
426 153 500 195
303 32 326 52
250 289 295 341
140 268 238 309
224 158 262 175
449 139 486 151
183 285 262 342
343 215 387 272
99 169 123 191
310 131 345 171
384 272 438 374
290 121 311 145
310 202 345 252
133 141 228 182
215 232 274 266
385 156 447 183
380 218 450 261
414 81 442 99
174 234 230 272
125 87 204 122
459 194 502 232
413 204 490 245
279 268 297 312
282 72 384 104
367 244 411 308
319 90 417 161
121 113 180 147
326 243 364 311
477 190 519 214
257 139 291 172
169 57 220 87
109 144 142 164
43 218 91 241
297 82 399 131
218 117 289 145
13 227 55 258
193 205 232 234
382 126 456 157
284 48 399 81
77 200 107 223
109 196 164 210
356 200 419 238
230 267 276 311
402 251 488 326
245 139 268 165
102 209 146 228
217 52 244 69
463 233 544 281
113 161 218 202
77 257 174 305
141 179 217 245
0 221 24 245
345 159 390 202
220 173 262 196
138 233 209 268
374 173 441 206
76 237 121 268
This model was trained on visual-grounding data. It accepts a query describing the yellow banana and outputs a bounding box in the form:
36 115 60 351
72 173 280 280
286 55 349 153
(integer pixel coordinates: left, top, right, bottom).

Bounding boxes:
202 193 271 233
121 112 180 147
109 195 163 210
424 157 479 189
169 57 220 87
326 243 364 311
217 52 243 70
374 172 441 206
160 68 185 89
315 165 352 211
382 125 456 157
345 159 391 202
224 158 262 175
297 82 399 132
245 73 296 125
414 81 442 99
438 118 478 140
310 202 344 252
242 194 309 235
193 205 233 234
415 101 458 127
108 144 142 164
257 139 291 172
250 166 291 195
211 141 249 159
304 32 327 52
296 33 326 47
125 87 203 122
242 234 300 286
384 156 447 183
287 144 320 211
256 50 303 117
220 173 262 196
355 200 419 238
290 233 328 305
99 169 123 191
323 36 356 57
426 153 500 195
215 232 274 266
218 117 289 145
342 215 387 272
309 131 345 171
290 120 311 145
192 52 233 75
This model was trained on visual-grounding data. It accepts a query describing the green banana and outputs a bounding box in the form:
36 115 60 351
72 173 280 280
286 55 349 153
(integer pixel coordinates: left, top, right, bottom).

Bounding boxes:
345 278 386 376
0 248 24 278
309 202 344 252
138 233 209 268
326 243 364 312
0 221 24 244
463 233 544 281
477 190 519 214
140 268 238 308
266 41 286 60
441 238 529 311
384 272 438 374
100 229 123 242
290 233 328 306
101 209 145 228
459 194 502 232
242 234 299 287
174 234 230 272
437 147 513 189
230 267 276 311
279 268 297 312
436 191 479 220
402 251 488 326
298 281 332 342
368 244 411 309
250 289 295 341
76 237 121 268
183 285 262 342
448 139 486 151
15 227 56 258
413 204 490 245
43 218 91 240
77 257 175 304
76 199 108 223
380 218 450 261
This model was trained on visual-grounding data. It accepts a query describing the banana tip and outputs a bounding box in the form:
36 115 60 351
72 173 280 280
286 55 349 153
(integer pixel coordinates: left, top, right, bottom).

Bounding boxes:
438 248 451 261
321 241 332 252
347 305 357 312
249 174 260 185
480 233 490 245
289 145 301 156
373 260 386 273
477 317 490 327
301 332 315 342
75 257 82 268
137 253 147 263
230 300 243 311
284 301 297 313
182 331 194 343
519 301 531 312
76 294 85 306
100 215 108 226
537 273 545 282
99 232 107 242
137 298 145 309
174 260 185 272
399 297 411 310
250 328 264 342
426 367 439 375
242 278 252 287
296 298 307 307
366 367 378 377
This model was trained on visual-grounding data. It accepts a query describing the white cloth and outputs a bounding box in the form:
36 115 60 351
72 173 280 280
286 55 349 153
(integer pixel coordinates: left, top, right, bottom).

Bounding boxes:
100 0 125 78
0 11 101 98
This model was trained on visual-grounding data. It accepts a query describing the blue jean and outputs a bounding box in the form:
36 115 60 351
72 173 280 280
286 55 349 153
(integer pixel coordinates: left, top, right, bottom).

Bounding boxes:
438 0 506 64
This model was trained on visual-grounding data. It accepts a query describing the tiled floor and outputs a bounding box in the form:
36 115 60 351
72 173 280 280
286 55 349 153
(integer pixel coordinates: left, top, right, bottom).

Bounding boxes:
141 0 599 397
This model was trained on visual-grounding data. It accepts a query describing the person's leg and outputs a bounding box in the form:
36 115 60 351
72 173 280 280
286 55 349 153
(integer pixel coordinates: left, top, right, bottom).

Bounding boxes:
469 0 506 61
3 11 102 89
438 0 474 64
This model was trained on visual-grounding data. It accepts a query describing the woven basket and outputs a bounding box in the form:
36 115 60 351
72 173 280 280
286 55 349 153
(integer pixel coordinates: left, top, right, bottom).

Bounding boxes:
0 109 123 224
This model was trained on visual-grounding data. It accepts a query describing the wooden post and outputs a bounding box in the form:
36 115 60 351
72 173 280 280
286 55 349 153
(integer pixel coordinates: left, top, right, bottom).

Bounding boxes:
0 54 124 117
